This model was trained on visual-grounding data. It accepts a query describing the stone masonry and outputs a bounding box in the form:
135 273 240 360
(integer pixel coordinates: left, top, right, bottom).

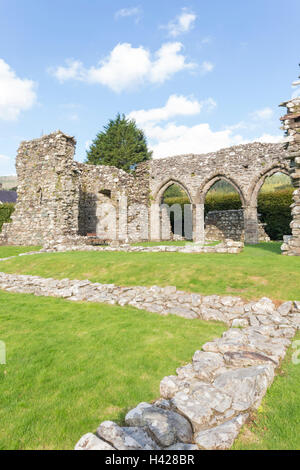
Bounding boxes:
0 134 290 248
280 73 300 255
205 209 270 242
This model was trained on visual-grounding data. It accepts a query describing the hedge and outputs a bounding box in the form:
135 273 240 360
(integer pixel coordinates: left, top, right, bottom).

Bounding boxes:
258 189 293 240
0 203 15 232
164 189 294 240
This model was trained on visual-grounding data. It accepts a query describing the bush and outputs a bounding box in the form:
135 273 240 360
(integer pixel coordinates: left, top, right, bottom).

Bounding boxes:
258 188 293 240
0 203 15 232
163 189 293 241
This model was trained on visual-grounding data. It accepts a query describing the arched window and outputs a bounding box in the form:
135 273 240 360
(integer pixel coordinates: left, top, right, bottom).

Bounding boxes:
204 178 244 242
257 172 293 241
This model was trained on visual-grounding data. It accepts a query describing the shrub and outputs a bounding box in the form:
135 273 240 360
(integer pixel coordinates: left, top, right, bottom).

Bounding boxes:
0 203 15 232
258 188 293 240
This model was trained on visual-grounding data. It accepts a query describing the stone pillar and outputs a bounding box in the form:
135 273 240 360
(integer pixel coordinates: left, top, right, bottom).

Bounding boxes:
244 206 259 244
282 189 300 255
280 77 300 255
150 203 161 241
193 203 205 244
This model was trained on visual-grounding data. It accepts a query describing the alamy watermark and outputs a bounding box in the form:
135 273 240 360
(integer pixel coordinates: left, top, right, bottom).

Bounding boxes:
0 341 6 364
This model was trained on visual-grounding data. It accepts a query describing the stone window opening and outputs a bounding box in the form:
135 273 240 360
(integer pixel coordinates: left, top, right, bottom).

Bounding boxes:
99 189 111 198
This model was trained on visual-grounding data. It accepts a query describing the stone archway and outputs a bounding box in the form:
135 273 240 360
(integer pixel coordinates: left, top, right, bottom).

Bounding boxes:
150 178 194 242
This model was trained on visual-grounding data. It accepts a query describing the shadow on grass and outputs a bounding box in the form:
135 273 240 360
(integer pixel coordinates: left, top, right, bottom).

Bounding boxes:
245 242 282 255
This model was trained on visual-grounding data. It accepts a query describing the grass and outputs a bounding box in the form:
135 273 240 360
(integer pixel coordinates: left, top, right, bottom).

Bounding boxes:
0 242 299 301
0 246 40 258
0 290 225 450
233 332 300 450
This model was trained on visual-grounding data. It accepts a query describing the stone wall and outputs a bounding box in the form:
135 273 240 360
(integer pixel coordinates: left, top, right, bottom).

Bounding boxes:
0 132 80 246
280 89 300 255
0 131 293 249
205 209 270 242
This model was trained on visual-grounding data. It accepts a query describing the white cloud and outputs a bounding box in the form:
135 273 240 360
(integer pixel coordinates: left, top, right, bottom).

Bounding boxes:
292 86 300 99
251 107 274 120
128 99 283 158
128 94 216 125
149 43 196 83
200 61 214 75
146 122 283 158
50 42 196 93
0 58 37 120
85 140 92 150
115 7 141 23
146 122 246 158
255 133 284 144
0 154 15 174
164 8 196 37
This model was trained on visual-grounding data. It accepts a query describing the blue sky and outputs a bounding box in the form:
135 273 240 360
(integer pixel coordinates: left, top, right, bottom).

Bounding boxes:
0 0 299 174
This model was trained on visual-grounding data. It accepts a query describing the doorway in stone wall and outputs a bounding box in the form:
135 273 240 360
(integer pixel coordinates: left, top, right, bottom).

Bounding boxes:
256 172 293 241
204 178 244 242
160 184 193 241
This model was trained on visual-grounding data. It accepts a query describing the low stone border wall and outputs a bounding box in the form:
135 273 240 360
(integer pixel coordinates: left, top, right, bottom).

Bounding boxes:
45 239 243 255
75 298 300 451
0 272 277 325
0 271 299 450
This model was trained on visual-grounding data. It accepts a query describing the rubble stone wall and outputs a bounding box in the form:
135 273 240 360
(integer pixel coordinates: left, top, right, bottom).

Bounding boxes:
0 131 293 248
205 209 270 242
280 95 300 256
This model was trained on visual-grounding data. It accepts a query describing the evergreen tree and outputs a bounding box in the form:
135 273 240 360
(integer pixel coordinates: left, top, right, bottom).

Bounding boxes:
86 114 152 172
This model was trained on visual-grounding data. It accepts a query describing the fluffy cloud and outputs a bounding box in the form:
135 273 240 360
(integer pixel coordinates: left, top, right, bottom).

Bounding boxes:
147 122 283 158
115 7 141 22
128 97 283 158
250 107 274 120
128 94 216 125
164 8 196 37
0 59 37 120
255 133 284 144
50 42 196 93
200 61 215 74
146 122 246 158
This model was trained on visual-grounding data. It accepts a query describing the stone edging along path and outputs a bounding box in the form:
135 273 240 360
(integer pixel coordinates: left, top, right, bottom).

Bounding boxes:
0 271 299 450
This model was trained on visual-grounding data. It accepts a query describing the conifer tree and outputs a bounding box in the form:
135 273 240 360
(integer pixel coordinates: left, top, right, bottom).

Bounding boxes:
86 114 152 172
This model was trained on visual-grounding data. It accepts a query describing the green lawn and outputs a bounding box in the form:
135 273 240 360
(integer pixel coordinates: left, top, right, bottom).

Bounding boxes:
0 290 225 450
234 332 300 450
0 246 41 258
0 242 299 301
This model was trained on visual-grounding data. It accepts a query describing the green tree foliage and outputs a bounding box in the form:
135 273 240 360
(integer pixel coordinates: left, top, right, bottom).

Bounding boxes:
86 113 152 172
258 188 293 240
0 203 15 231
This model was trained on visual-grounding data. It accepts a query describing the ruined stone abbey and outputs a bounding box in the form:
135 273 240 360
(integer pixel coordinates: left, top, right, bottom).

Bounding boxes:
1 94 300 255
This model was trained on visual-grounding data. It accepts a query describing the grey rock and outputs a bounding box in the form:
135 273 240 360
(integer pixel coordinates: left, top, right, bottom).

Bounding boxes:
75 433 115 450
125 403 193 447
213 365 274 411
96 421 159 450
195 414 248 450
277 301 293 316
